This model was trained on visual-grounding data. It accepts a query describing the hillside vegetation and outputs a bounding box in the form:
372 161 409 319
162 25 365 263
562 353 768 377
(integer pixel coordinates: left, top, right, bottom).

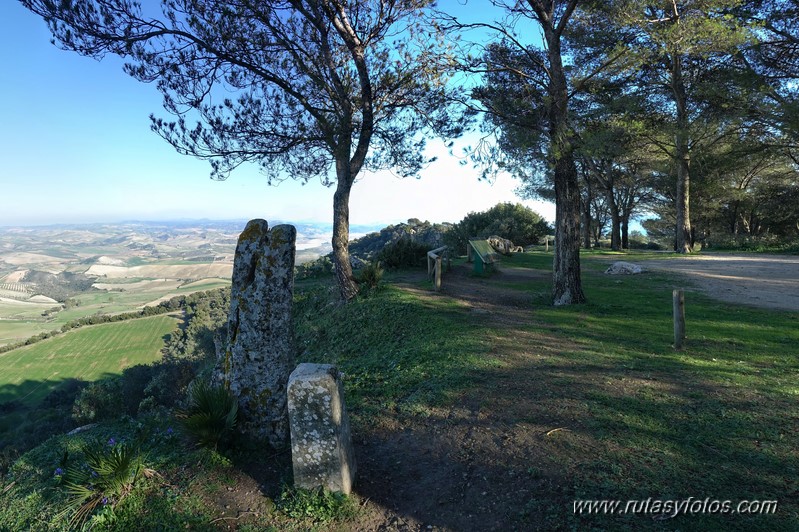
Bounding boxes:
0 252 796 530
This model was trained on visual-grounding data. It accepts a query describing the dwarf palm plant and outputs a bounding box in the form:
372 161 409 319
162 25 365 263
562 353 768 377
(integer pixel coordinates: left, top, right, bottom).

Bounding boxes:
176 380 238 450
59 439 154 529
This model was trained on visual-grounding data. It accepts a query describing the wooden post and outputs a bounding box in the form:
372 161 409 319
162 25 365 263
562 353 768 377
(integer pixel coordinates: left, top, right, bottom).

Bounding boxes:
435 256 442 292
427 252 433 278
673 289 685 349
545 238 549 252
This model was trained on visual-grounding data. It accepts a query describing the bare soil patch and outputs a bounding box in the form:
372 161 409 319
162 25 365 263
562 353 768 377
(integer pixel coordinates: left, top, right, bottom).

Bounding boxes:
635 253 799 311
342 264 573 530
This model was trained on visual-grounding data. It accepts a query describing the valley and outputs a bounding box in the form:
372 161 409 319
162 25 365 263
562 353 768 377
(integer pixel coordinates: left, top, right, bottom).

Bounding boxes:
0 220 335 346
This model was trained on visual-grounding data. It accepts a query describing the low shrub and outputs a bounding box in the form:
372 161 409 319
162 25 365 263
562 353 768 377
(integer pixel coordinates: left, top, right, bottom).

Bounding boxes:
446 202 551 254
141 359 197 411
58 438 155 529
176 380 238 450
277 485 357 524
357 261 384 290
705 235 799 253
627 238 665 251
72 379 124 424
296 256 335 279
376 238 429 269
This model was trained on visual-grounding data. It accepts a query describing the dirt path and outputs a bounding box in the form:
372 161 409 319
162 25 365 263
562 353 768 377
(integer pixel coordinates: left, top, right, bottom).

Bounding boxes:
349 264 573 531
634 253 799 312
226 256 797 530
354 255 799 529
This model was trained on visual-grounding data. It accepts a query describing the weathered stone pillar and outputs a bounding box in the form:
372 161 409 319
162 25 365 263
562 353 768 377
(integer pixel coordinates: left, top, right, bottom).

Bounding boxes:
224 219 296 448
287 363 356 494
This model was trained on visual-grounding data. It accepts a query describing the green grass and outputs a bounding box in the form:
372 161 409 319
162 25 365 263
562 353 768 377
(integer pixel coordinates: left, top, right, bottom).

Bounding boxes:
0 320 54 346
294 284 498 419
299 252 798 530
0 277 230 347
0 315 177 408
488 252 798 530
1 252 797 530
176 278 231 292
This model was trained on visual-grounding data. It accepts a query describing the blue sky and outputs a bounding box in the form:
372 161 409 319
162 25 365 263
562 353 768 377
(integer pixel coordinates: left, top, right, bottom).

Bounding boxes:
0 1 555 228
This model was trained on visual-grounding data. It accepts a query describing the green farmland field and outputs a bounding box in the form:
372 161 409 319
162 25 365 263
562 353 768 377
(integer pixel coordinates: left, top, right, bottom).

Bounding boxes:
0 315 178 408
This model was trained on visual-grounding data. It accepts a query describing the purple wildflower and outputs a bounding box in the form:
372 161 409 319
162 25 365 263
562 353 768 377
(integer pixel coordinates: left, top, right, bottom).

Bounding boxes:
54 467 64 477
107 437 116 446
101 497 108 506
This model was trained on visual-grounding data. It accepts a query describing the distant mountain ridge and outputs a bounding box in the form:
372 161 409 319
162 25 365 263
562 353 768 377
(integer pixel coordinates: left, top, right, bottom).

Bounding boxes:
0 219 447 269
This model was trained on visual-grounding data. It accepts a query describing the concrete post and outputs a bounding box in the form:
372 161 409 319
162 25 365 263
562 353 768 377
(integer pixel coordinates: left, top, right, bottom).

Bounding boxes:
287 363 356 494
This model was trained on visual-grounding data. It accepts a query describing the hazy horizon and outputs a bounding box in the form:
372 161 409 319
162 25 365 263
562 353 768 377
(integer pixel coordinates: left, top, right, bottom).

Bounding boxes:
0 2 557 230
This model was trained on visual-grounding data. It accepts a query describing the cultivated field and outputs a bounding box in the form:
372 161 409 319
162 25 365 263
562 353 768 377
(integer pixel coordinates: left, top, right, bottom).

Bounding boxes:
0 223 239 346
0 314 178 408
0 221 332 346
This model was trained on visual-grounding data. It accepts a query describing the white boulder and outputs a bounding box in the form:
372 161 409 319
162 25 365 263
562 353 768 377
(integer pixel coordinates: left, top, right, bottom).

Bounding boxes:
605 261 645 275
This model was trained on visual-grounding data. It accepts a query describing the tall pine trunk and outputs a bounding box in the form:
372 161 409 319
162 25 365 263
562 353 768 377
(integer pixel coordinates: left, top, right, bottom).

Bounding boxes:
621 217 630 250
552 156 586 305
582 191 593 249
332 160 359 301
580 163 593 249
606 182 621 251
547 27 586 305
671 53 692 253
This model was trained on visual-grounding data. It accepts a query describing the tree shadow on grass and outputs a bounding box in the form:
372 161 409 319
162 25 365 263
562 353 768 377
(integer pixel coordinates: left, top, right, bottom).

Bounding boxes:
351 334 797 531
0 377 94 475
346 267 798 531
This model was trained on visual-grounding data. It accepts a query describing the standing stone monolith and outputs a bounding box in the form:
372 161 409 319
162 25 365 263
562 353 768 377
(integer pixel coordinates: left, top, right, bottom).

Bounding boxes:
224 219 296 448
288 363 356 494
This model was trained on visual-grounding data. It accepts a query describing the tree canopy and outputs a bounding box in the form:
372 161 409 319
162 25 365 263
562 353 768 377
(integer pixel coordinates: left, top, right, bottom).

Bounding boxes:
21 0 799 305
23 0 460 300
446 202 551 254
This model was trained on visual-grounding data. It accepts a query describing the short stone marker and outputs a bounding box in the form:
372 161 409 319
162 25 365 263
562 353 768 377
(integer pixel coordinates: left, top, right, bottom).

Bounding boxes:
287 363 356 494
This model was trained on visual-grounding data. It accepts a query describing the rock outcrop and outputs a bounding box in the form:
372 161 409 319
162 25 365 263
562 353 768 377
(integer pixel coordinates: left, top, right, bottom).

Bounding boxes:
348 218 452 259
604 261 645 275
487 235 522 256
223 219 296 447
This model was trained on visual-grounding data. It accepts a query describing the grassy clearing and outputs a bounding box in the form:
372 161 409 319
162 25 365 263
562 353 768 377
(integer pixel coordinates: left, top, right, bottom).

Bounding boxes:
294 284 499 420
0 315 177 409
0 320 54 347
1 251 796 530
482 252 799 529
177 278 231 291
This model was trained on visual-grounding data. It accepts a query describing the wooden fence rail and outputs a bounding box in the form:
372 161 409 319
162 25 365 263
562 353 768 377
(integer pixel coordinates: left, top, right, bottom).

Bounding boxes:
427 246 450 292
